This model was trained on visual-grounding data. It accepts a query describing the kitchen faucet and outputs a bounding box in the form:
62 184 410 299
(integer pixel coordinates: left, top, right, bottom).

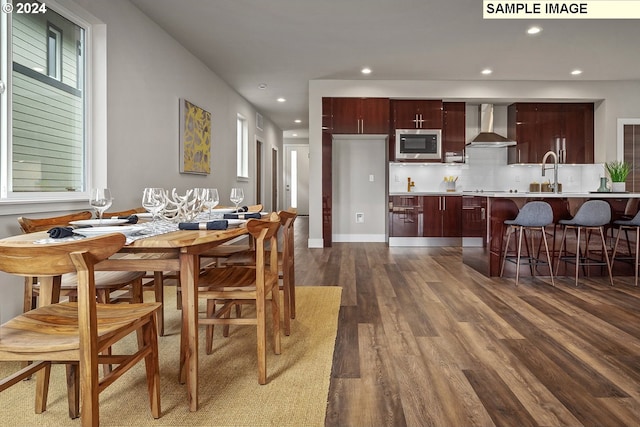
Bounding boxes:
541 150 559 193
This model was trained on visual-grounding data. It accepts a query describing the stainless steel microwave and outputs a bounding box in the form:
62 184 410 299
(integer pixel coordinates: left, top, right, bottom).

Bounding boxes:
395 129 442 160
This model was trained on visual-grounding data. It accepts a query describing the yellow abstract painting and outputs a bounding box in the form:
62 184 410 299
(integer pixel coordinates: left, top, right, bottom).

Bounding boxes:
179 99 211 174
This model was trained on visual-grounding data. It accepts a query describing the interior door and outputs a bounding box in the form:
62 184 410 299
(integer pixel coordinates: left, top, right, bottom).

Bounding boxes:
256 139 263 205
284 144 309 215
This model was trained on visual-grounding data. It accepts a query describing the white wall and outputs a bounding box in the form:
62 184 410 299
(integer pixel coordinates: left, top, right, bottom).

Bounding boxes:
332 136 387 242
0 0 283 322
308 79 640 247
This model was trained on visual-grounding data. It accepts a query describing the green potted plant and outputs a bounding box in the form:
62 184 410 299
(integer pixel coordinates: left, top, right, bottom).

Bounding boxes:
605 161 631 192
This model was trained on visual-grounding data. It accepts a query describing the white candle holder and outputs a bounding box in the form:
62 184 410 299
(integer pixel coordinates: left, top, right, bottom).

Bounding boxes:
161 188 205 222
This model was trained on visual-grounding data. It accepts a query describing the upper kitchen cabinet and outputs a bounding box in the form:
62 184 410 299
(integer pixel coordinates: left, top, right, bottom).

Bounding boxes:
392 99 443 129
507 103 594 164
442 102 466 155
331 97 390 134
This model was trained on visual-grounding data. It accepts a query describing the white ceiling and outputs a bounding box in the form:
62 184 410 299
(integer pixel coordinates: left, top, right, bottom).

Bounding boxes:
130 0 640 136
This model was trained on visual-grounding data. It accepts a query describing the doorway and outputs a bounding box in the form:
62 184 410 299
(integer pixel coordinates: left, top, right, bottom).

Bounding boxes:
256 138 263 205
284 144 310 215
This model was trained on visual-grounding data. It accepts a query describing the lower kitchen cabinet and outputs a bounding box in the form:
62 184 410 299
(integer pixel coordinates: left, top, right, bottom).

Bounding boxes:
423 196 462 237
461 196 487 238
389 195 423 237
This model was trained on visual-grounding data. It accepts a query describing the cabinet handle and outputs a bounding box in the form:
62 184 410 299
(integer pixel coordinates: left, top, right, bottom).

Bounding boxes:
420 114 424 129
481 207 486 220
442 196 446 211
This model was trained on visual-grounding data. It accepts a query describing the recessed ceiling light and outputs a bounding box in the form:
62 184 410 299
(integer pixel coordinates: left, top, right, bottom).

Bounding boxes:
277 97 286 102
481 69 493 75
32 66 44 72
292 133 298 137
527 26 542 35
571 69 583 76
258 83 267 89
361 67 372 75
294 119 302 123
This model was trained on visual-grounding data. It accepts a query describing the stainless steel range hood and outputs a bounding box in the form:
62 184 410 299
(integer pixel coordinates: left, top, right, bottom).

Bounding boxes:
466 104 516 147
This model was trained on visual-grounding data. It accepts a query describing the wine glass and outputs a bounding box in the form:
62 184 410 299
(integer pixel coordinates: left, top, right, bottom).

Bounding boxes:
201 188 219 219
142 187 166 231
230 188 244 212
89 188 113 224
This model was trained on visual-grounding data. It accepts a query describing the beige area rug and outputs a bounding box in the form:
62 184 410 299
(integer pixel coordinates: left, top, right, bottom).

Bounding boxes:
0 285 342 427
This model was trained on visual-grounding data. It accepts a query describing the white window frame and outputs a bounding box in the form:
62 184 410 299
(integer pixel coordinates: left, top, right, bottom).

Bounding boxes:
0 0 106 215
236 113 249 179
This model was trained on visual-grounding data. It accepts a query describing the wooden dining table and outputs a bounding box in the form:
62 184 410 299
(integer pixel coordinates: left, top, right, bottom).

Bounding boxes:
0 225 248 412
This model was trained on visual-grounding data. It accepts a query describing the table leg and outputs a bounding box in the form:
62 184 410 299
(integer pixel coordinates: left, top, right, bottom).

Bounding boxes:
179 253 200 412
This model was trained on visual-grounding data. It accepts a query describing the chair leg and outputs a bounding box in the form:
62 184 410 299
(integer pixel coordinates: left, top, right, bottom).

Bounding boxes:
205 299 216 355
271 289 281 355
598 227 615 287
153 271 165 336
282 273 291 336
256 295 267 385
142 318 161 419
34 363 52 414
575 227 581 287
66 363 80 419
555 226 568 277
500 226 514 277
515 226 524 286
540 226 555 287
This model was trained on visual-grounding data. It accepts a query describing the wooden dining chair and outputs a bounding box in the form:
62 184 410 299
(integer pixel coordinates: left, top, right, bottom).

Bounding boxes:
17 212 145 311
0 233 161 427
196 213 281 385
221 209 298 335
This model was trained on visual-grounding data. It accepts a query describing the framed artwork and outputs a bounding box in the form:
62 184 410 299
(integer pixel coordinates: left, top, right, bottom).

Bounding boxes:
179 98 211 174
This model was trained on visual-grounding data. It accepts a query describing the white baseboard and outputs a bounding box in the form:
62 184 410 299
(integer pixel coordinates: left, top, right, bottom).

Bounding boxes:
308 238 324 248
332 234 386 243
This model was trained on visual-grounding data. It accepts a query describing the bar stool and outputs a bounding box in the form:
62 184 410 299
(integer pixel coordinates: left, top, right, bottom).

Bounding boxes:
500 201 555 286
556 200 614 287
611 209 640 286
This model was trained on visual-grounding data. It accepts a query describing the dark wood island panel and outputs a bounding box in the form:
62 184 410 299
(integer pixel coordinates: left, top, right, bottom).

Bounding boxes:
463 194 640 278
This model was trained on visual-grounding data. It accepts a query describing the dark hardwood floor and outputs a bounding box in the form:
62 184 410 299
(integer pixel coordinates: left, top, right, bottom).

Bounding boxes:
292 217 640 427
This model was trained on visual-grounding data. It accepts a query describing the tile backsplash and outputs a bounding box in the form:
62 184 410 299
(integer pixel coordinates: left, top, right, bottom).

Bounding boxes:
389 147 605 194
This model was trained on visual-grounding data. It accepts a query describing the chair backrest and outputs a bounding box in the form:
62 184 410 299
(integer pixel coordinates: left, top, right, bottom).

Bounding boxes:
513 201 553 227
104 207 146 218
571 200 611 226
278 209 297 260
18 211 93 233
0 233 126 277
246 213 281 279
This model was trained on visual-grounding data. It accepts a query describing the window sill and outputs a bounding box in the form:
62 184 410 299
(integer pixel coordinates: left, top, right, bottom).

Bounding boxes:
0 197 89 216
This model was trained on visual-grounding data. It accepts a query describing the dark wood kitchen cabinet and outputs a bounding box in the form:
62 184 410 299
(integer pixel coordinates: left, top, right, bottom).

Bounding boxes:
331 97 389 134
442 102 466 156
423 195 462 237
389 195 423 237
391 99 443 129
461 196 487 238
507 102 594 163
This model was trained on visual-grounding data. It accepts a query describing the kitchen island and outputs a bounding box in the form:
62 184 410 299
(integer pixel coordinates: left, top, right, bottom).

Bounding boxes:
462 191 640 278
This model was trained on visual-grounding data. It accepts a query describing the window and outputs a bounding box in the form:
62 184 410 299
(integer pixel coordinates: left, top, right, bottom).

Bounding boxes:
236 114 248 178
46 24 62 79
1 0 92 202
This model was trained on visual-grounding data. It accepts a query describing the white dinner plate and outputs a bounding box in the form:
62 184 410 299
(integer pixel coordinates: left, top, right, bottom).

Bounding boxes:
70 219 128 226
212 208 236 214
73 225 141 237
